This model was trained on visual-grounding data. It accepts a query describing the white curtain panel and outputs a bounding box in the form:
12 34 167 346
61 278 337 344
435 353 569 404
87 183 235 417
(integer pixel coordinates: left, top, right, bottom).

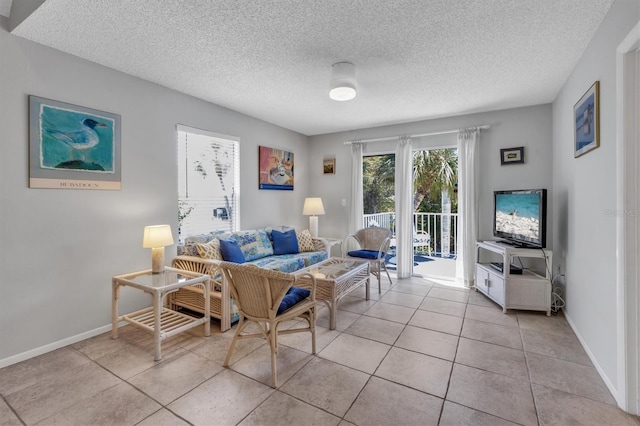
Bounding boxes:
349 142 364 237
395 137 413 278
456 129 479 287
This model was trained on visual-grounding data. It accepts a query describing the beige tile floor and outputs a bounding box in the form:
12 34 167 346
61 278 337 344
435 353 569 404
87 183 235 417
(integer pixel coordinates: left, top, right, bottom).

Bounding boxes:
1 275 639 426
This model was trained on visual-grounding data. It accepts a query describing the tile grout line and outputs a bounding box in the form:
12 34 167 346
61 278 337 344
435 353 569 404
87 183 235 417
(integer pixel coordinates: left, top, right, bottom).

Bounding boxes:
518 315 542 426
1 392 26 426
436 296 466 425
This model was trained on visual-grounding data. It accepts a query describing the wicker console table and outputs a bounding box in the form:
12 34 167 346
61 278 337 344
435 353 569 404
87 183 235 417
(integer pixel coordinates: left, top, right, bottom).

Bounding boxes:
295 257 369 329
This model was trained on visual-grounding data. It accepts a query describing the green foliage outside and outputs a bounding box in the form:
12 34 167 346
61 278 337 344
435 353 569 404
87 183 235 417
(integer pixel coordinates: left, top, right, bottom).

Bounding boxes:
363 148 458 215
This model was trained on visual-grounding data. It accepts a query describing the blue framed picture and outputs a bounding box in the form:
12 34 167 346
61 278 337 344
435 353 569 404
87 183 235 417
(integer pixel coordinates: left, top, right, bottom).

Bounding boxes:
29 96 121 190
574 81 600 158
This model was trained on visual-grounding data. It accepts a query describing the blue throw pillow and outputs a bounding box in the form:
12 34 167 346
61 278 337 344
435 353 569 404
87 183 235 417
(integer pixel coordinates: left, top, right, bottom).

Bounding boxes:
272 229 299 255
277 286 311 314
348 249 384 259
218 238 245 263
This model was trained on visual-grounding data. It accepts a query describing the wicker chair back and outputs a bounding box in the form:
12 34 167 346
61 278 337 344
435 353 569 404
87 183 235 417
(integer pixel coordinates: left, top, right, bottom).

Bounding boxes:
219 262 294 320
353 227 392 253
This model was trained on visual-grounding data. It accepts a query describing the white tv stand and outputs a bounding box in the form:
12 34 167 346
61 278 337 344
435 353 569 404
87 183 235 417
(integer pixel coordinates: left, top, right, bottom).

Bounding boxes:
475 240 552 316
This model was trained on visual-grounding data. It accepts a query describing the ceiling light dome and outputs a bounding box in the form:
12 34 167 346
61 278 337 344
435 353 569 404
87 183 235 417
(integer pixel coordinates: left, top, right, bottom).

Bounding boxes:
329 62 357 101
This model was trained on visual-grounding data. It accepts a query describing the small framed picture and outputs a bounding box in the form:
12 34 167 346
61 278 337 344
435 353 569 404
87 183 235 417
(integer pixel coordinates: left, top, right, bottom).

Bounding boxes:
574 81 600 158
500 147 524 165
323 158 335 174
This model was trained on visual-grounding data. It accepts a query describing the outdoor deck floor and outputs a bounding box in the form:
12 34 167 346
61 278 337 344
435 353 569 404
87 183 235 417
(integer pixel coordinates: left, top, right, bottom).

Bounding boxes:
386 252 457 282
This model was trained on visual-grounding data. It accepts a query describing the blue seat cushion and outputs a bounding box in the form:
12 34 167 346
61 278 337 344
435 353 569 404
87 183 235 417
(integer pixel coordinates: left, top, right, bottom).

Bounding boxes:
219 238 246 263
277 286 311 314
272 229 299 255
348 249 384 259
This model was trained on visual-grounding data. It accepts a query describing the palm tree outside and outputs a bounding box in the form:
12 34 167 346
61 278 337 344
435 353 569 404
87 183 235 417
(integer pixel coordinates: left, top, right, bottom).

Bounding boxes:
363 148 458 255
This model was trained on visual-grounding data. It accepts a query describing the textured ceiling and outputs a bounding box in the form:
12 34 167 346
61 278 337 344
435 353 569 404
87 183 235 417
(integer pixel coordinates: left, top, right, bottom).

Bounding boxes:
0 0 12 18
12 0 614 136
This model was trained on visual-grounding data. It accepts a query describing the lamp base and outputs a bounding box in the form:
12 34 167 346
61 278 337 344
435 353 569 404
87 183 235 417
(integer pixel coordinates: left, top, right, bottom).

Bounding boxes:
151 247 165 274
309 216 319 238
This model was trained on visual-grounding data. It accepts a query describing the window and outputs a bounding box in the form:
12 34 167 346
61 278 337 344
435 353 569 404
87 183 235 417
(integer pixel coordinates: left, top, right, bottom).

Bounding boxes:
177 125 240 243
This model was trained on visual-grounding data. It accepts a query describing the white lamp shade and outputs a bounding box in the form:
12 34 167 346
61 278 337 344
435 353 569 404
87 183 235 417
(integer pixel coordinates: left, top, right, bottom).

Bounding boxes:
142 225 174 248
303 197 325 216
329 62 357 101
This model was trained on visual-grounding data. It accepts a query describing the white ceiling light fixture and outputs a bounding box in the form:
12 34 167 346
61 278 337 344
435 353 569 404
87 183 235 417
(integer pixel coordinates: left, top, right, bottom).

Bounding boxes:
329 62 357 101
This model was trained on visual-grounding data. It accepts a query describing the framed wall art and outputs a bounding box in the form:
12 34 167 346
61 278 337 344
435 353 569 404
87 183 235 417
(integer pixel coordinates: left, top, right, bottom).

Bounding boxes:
323 158 335 174
29 95 121 190
258 145 294 190
574 81 600 158
500 146 525 165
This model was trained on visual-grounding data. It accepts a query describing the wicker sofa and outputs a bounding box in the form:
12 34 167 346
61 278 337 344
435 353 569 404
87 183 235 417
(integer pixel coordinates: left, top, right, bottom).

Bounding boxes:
170 227 329 331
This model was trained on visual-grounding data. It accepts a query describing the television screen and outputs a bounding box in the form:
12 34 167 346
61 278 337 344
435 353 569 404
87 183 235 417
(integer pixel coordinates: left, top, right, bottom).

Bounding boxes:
493 189 547 248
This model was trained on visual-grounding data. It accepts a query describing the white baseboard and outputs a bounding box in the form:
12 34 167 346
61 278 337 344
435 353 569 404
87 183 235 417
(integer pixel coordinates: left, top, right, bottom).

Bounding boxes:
563 311 624 409
0 324 114 369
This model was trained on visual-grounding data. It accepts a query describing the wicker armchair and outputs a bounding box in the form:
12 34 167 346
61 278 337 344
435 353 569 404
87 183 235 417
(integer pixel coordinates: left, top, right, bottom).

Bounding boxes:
343 226 392 292
219 261 317 388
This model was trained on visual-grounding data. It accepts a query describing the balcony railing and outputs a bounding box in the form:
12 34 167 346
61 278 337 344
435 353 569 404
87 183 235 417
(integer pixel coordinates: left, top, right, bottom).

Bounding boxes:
363 212 458 256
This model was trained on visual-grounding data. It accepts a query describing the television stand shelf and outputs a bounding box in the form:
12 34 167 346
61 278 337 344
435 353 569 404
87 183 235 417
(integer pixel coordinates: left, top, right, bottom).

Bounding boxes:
475 241 552 316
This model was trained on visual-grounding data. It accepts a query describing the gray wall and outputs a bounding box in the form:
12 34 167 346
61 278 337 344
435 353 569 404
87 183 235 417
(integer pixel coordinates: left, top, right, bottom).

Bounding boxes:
308 105 553 247
0 19 311 364
2 3 636 407
552 0 639 401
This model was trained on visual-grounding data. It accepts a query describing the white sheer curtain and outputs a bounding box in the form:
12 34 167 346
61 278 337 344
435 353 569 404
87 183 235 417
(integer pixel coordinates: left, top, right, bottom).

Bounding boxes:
456 129 479 287
349 142 364 236
395 137 413 279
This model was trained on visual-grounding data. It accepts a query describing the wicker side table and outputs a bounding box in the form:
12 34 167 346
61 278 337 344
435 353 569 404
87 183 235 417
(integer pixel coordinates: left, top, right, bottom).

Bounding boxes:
112 267 210 361
295 257 369 329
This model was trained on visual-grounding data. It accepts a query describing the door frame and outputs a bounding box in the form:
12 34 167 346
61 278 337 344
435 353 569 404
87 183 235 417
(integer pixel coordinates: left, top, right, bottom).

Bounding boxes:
615 20 640 415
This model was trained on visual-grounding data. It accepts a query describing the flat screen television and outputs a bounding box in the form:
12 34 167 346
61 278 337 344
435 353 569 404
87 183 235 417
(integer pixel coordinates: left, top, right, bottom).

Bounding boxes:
493 189 547 248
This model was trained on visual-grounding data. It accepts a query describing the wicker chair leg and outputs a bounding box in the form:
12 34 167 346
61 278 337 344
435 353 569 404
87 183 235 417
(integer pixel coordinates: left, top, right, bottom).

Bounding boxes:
273 322 279 354
382 261 392 285
375 261 382 293
269 328 278 388
310 308 317 355
223 316 245 367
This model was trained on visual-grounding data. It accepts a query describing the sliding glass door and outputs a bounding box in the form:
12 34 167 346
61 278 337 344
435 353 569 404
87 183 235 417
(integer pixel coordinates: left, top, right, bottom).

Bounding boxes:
361 146 458 280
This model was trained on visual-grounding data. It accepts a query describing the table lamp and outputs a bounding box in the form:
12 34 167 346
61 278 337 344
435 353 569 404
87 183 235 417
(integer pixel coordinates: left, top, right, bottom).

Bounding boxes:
143 225 174 274
303 197 325 238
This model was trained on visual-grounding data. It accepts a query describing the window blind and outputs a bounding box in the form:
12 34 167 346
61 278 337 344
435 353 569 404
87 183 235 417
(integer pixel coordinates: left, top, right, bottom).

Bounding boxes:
177 126 240 243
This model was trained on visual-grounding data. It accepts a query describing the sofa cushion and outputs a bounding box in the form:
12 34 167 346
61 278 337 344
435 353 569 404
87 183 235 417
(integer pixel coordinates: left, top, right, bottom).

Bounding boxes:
293 251 328 267
277 286 311 314
272 229 299 255
264 225 295 241
296 229 315 252
195 239 222 260
219 239 246 263
220 229 273 261
249 255 306 273
180 230 227 256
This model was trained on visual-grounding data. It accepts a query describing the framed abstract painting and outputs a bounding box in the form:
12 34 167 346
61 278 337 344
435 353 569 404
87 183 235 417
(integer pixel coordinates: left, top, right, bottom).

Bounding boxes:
258 145 294 190
29 95 121 189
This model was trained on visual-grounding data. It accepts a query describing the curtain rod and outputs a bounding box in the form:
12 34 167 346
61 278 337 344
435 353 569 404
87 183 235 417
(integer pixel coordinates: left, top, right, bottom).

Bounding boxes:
342 125 490 145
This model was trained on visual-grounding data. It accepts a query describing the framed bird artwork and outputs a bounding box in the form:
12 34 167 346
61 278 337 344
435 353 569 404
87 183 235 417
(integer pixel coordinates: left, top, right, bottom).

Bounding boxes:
29 95 121 190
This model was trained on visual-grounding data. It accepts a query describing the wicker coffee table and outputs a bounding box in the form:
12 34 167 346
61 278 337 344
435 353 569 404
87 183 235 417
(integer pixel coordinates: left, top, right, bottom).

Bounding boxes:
295 257 369 329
